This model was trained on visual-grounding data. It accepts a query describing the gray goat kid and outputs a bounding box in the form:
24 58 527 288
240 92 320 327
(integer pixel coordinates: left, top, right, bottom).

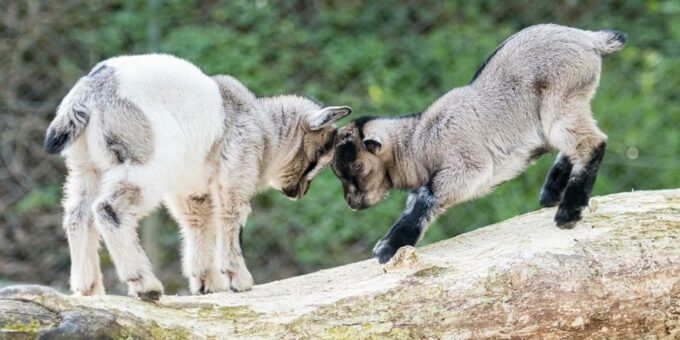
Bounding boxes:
44 54 351 300
331 24 626 263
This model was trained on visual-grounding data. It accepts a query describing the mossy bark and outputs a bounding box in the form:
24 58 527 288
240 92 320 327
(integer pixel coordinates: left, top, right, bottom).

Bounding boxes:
2 189 679 339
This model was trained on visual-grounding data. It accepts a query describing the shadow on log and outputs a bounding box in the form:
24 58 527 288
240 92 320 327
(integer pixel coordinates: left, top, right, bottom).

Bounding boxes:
1 189 679 339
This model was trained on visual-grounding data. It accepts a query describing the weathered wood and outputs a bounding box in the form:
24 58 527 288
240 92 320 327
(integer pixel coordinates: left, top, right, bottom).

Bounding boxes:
1 189 679 339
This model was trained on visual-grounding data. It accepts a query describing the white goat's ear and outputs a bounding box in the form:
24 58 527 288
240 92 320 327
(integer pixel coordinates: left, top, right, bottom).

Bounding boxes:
363 137 382 154
305 106 352 131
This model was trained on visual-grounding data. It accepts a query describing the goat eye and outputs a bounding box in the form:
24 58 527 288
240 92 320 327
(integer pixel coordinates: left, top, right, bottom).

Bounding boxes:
352 162 364 174
315 146 325 159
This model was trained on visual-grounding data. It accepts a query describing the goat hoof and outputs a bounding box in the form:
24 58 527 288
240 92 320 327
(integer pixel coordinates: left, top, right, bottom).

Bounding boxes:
555 207 581 229
229 270 253 292
373 238 398 264
556 221 578 229
127 276 163 301
139 290 162 302
72 282 105 296
190 272 228 295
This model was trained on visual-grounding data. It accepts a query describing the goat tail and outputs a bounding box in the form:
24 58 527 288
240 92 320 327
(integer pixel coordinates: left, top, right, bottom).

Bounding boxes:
592 30 627 55
44 77 93 154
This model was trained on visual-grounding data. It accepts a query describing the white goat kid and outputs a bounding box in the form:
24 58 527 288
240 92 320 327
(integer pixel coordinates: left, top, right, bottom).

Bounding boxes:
45 54 350 300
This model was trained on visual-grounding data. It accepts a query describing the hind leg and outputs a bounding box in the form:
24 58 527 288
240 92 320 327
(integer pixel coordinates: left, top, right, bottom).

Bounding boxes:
549 112 607 229
539 153 573 207
165 193 228 294
92 169 163 300
62 162 105 296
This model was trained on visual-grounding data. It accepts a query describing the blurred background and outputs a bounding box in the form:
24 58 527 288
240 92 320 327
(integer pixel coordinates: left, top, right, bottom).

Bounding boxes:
1 0 678 294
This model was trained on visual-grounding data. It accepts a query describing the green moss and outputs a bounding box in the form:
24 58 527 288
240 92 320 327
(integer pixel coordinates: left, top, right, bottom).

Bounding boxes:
284 284 450 338
1 319 41 335
147 320 190 340
197 305 260 320
412 266 446 278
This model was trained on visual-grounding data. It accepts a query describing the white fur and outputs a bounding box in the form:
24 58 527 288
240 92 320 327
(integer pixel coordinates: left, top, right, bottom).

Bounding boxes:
51 54 350 298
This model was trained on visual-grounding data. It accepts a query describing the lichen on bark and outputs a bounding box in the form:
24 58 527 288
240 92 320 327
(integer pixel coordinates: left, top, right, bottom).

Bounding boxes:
1 189 679 339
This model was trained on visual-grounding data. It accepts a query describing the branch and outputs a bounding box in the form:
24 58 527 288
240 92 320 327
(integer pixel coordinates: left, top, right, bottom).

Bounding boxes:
2 189 679 338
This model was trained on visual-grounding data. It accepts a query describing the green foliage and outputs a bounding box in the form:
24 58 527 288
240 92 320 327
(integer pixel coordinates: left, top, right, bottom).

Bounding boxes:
2 0 678 292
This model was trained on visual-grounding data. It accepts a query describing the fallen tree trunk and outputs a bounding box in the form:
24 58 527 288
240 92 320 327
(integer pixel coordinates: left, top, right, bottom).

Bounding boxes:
1 189 679 339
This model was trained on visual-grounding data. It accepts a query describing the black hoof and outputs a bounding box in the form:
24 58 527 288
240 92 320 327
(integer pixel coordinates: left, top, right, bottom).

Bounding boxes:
555 207 581 229
373 239 398 264
139 290 161 302
556 221 578 229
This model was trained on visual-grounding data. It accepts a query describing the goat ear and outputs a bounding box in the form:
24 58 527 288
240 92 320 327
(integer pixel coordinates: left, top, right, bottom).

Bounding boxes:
363 137 382 154
305 106 352 131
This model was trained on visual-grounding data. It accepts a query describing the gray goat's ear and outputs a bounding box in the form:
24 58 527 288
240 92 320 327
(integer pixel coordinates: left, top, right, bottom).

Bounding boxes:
363 137 382 154
306 106 352 131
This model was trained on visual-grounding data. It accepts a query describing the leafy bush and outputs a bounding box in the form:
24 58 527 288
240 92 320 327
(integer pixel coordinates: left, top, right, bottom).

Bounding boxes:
1 0 678 293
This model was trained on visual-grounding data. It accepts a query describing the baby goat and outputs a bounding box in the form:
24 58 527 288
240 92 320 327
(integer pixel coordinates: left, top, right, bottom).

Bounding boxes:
332 24 625 263
45 54 351 300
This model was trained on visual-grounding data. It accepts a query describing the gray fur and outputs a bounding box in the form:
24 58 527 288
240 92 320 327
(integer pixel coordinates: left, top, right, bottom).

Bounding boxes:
90 68 154 165
332 24 625 263
45 66 154 164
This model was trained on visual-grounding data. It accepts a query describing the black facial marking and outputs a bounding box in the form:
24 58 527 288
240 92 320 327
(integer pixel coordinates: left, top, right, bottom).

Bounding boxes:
540 155 573 207
100 203 120 227
332 116 377 185
373 186 437 263
470 39 510 84
555 143 606 228
301 160 318 182
239 227 243 248
334 141 359 182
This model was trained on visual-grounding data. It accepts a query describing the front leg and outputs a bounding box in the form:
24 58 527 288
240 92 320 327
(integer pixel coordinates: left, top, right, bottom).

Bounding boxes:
165 193 228 295
373 186 437 264
214 191 254 292
213 139 260 292
374 162 492 264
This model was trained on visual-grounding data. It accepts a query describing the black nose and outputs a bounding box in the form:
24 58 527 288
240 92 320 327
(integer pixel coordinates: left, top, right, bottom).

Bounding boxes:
283 186 298 198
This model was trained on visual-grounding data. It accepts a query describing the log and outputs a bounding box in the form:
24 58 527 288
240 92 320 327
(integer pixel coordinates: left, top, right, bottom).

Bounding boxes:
1 189 679 339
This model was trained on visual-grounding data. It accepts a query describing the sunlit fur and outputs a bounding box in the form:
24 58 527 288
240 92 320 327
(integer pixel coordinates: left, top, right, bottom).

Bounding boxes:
45 54 351 298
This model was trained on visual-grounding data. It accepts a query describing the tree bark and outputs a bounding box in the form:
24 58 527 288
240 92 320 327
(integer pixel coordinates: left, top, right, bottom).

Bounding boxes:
2 189 679 339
